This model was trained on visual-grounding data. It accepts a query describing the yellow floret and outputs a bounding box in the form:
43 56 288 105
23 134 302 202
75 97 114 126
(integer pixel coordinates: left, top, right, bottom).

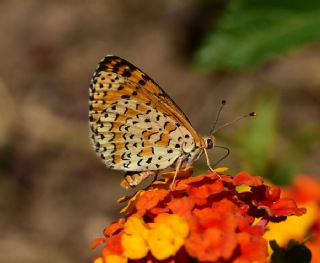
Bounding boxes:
148 214 189 260
121 216 149 259
105 255 128 263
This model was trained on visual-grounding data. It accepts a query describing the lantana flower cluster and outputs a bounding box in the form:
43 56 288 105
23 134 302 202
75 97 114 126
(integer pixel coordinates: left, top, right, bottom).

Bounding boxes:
92 169 306 263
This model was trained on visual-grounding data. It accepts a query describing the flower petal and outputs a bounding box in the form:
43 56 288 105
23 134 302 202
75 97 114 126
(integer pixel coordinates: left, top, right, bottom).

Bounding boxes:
135 189 169 215
258 198 307 217
103 219 125 237
91 238 106 249
167 197 195 219
234 172 263 186
187 179 224 205
234 232 268 263
122 233 148 259
148 214 189 260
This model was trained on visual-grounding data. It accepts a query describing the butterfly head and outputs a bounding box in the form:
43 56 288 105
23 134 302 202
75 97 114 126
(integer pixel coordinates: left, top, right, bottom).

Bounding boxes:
203 135 216 150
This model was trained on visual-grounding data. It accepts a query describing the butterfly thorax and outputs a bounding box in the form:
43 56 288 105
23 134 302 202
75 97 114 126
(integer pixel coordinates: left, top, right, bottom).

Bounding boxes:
180 146 203 168
179 135 215 168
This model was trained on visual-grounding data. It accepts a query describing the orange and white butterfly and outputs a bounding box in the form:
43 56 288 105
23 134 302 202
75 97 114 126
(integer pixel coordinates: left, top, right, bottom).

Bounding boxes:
89 55 216 188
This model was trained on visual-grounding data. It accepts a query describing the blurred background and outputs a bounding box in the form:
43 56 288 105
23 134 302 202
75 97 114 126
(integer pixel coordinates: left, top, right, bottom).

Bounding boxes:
0 0 319 262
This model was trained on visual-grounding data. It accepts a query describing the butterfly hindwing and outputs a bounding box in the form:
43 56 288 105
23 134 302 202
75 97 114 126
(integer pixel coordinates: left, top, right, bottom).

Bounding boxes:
89 55 201 174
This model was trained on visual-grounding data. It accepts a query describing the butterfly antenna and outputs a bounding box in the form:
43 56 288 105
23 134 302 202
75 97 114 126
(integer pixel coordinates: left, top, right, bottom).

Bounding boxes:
212 112 256 134
210 100 227 134
212 145 230 167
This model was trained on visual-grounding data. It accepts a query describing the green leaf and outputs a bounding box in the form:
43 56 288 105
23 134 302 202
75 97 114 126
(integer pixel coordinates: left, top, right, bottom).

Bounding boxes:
235 94 278 177
272 157 300 185
270 239 312 263
194 0 320 70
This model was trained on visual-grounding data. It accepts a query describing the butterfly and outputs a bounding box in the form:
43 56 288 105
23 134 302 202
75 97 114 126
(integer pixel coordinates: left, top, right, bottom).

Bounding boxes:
89 55 217 188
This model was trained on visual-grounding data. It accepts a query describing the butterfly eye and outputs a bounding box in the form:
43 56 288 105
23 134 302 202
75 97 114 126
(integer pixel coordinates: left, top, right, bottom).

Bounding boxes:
206 138 213 149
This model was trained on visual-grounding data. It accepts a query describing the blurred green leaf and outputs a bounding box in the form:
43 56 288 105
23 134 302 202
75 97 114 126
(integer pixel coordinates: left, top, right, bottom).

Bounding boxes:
272 157 300 185
235 94 278 177
194 0 320 70
270 239 312 263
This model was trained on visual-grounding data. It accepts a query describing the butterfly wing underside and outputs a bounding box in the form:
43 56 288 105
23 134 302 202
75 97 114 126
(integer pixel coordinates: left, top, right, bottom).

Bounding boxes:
89 55 203 173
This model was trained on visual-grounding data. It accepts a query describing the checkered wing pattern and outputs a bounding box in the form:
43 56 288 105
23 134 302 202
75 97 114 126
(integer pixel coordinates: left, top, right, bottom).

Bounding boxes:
89 56 203 173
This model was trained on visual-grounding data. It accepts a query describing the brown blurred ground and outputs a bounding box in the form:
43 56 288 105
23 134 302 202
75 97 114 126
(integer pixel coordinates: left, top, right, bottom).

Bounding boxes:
0 1 319 262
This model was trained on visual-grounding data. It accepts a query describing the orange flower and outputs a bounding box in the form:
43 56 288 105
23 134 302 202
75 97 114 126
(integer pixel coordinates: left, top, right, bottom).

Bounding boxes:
185 200 239 261
92 170 306 262
307 209 320 263
265 175 320 263
235 232 268 263
134 189 169 216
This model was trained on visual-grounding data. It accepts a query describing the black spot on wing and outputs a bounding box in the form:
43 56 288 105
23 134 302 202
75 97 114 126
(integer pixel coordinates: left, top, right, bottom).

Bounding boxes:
122 70 131 77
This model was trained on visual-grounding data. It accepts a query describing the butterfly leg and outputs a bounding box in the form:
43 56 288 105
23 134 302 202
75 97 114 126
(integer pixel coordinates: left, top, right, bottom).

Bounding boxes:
204 148 214 171
204 149 222 179
170 157 184 190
